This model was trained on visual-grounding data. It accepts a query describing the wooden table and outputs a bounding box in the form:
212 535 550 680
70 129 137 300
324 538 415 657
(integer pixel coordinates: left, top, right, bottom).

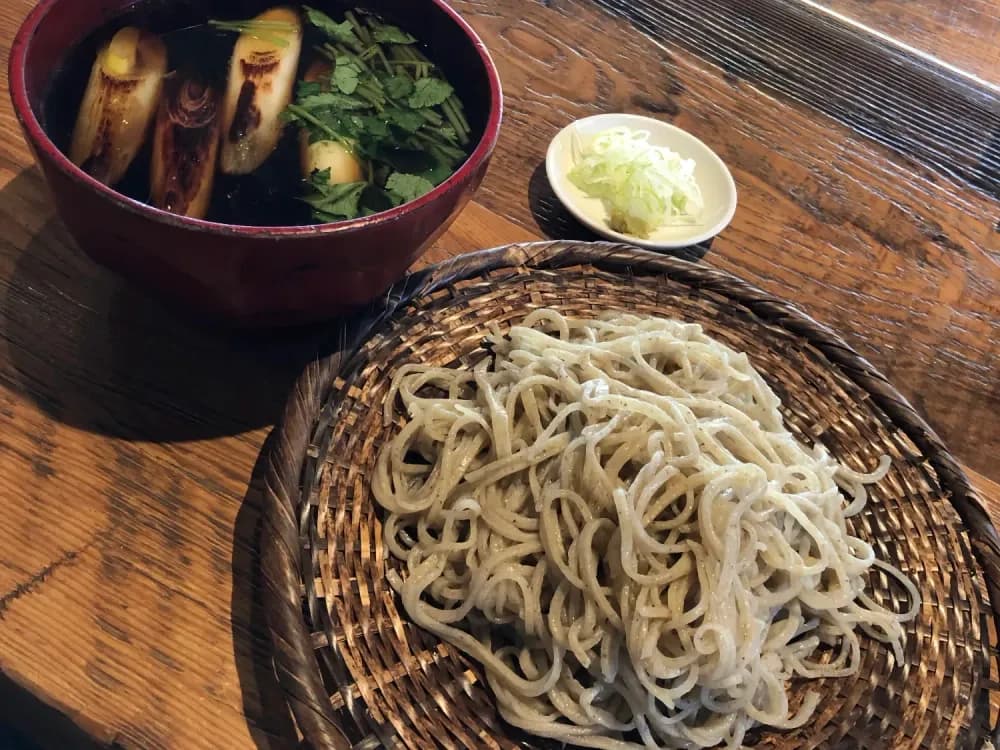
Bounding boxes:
816 0 1000 85
0 0 997 748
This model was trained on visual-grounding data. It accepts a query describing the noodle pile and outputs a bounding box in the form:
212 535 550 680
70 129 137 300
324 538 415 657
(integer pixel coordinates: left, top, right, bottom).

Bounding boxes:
372 309 918 749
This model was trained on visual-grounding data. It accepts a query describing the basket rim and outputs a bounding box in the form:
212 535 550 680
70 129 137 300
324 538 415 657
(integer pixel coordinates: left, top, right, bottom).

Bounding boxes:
260 239 1000 750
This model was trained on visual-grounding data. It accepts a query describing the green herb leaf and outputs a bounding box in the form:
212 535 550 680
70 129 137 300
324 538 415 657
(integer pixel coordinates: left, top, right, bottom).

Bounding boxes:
284 103 339 140
382 74 414 100
303 6 361 47
360 116 390 138
408 78 454 108
292 10 469 220
384 107 425 133
299 92 370 111
375 146 435 174
420 158 455 186
373 25 417 44
386 172 435 205
333 56 362 94
309 167 333 189
305 178 367 219
297 80 324 99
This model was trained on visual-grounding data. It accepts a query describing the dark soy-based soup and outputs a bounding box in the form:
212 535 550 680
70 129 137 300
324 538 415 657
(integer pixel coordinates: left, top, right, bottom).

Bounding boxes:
45 0 479 226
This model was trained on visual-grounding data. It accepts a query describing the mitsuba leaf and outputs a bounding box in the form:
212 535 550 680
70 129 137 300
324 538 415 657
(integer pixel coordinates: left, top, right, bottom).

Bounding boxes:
384 107 424 133
305 179 367 219
386 172 435 205
408 78 453 108
296 80 323 99
382 74 414 100
303 6 361 47
309 167 333 188
333 56 362 94
360 116 391 138
290 9 470 220
420 158 454 186
299 92 369 111
376 146 436 174
373 25 417 44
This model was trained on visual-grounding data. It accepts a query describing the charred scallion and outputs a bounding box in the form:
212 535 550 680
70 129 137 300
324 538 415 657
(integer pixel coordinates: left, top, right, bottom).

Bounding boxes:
150 74 221 219
69 27 168 186
217 6 303 175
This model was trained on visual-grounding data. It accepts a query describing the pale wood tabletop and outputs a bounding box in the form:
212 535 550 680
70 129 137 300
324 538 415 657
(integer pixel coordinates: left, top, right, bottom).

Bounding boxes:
0 0 997 749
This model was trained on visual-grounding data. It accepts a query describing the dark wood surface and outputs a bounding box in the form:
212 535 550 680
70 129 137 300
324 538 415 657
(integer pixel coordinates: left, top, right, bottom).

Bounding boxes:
817 0 1000 85
0 0 997 748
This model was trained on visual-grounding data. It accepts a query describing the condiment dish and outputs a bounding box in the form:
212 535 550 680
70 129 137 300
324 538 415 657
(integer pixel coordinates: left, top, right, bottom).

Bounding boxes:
546 113 737 251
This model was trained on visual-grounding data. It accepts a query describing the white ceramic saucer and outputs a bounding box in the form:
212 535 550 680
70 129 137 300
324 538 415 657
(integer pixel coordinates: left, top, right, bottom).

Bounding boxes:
546 113 738 250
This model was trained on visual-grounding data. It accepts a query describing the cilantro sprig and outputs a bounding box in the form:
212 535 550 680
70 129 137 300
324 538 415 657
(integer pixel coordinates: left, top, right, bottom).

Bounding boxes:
386 173 435 206
409 78 453 109
302 6 362 50
288 6 473 223
304 174 367 221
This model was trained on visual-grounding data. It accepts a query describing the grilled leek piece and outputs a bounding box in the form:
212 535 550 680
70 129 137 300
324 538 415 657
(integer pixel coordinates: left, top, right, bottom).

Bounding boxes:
150 74 221 219
69 27 168 185
220 7 303 174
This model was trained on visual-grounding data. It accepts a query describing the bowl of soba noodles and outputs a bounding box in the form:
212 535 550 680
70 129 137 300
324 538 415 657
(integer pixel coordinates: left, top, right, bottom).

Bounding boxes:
9 0 502 325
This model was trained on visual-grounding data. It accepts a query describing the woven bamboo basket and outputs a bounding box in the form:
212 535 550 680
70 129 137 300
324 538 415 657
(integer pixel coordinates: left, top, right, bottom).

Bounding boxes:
261 241 1000 750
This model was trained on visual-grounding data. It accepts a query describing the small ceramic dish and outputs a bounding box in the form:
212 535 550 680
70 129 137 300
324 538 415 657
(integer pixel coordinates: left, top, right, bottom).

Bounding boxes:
546 113 737 251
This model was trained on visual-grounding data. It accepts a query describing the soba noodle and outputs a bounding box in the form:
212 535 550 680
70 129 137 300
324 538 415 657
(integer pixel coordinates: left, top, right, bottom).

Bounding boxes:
372 309 918 750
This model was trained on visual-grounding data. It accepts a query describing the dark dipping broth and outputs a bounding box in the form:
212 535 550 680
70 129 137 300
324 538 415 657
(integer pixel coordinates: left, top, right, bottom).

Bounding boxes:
44 0 487 227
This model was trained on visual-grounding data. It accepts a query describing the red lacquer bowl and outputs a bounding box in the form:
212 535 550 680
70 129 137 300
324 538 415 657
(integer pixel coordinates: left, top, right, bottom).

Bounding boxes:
9 0 502 326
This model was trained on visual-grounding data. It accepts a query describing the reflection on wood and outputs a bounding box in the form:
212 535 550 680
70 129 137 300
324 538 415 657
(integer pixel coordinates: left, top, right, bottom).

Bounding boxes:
816 0 1000 86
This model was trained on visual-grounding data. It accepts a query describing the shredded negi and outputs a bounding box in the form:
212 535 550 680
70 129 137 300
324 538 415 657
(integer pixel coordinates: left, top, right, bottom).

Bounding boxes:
569 126 703 238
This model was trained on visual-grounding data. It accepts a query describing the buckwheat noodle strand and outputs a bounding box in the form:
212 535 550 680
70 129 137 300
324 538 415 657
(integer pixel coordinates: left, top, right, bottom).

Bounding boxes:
372 310 918 750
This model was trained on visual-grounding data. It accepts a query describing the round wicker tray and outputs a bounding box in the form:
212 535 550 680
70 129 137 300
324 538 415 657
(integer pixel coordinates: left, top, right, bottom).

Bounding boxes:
261 241 1000 750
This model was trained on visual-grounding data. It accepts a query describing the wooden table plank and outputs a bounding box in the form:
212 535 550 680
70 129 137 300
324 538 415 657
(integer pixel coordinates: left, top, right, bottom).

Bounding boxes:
969 467 1000 518
0 0 997 748
813 0 1000 85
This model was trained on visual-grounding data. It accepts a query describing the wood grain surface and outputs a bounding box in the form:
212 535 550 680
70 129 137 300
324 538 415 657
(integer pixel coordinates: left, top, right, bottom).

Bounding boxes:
0 0 997 748
816 0 1000 85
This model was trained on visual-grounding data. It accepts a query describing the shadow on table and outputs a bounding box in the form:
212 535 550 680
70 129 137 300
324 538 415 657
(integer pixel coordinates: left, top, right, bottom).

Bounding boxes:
0 167 338 444
526 160 711 263
0 167 315 747
0 725 43 750
231 429 301 750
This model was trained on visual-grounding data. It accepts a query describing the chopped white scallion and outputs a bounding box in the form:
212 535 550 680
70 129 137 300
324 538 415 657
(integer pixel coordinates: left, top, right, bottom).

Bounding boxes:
569 126 704 238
